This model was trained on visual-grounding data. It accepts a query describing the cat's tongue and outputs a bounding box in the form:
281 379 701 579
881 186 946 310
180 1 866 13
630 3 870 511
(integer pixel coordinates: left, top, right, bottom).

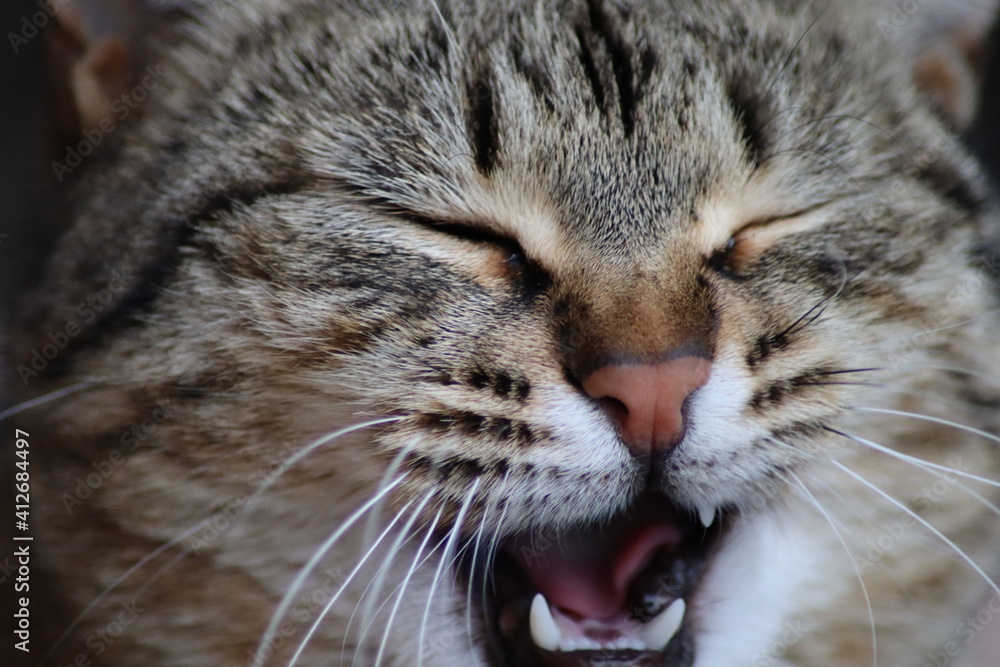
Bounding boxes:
505 515 682 620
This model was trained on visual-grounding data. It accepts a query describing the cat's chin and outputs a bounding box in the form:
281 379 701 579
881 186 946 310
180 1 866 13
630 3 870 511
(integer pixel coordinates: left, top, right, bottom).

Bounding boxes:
458 495 734 667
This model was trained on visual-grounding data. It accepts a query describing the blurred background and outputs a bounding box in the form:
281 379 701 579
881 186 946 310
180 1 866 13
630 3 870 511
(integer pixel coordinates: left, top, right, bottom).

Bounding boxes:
0 0 50 322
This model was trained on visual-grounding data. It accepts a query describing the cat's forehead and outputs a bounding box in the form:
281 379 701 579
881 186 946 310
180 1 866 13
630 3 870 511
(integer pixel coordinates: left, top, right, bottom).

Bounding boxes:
306 0 882 264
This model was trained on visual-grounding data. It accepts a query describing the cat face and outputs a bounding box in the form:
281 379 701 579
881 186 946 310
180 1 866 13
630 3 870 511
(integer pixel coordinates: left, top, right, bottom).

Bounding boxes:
15 1 1000 666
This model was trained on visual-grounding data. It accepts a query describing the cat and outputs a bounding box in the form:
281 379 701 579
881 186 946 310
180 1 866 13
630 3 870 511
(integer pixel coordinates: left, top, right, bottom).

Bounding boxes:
7 0 1000 665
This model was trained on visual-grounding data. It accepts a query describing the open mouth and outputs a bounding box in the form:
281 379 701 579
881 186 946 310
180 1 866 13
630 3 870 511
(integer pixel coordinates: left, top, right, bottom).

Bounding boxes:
461 495 732 667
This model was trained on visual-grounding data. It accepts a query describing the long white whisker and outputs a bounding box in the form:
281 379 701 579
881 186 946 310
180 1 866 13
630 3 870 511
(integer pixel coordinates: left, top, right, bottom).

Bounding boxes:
339 522 425 667
829 429 1000 490
832 460 1000 599
424 0 460 55
892 363 997 382
373 505 445 667
244 417 402 520
361 445 416 551
789 471 877 666
852 407 1000 446
287 497 417 667
132 549 191 598
481 481 513 628
251 475 406 667
418 479 481 667
352 490 436 660
464 495 494 647
857 312 999 353
834 431 1000 518
0 379 100 421
352 529 450 665
805 474 888 538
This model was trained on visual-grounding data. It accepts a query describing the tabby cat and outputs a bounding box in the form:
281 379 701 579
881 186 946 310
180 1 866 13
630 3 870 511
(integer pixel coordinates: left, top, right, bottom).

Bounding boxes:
8 0 1000 665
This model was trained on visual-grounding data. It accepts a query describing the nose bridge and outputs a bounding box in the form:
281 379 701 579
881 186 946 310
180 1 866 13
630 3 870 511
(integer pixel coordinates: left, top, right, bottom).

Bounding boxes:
608 283 713 358
559 258 716 378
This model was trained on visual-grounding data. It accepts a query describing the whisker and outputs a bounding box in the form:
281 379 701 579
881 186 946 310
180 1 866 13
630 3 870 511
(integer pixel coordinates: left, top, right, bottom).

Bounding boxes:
287 498 417 667
799 471 930 596
813 368 885 376
803 474 899 554
424 0 460 55
857 312 1000 353
251 475 407 667
352 489 437 660
904 455 1000 519
796 381 882 388
832 461 1000 599
361 445 417 551
352 529 449 666
132 548 192 598
776 259 850 341
892 363 997 382
768 146 872 196
464 495 495 649
852 407 1000 446
829 428 1000 492
339 512 428 667
0 379 101 421
789 471 877 666
244 417 403 521
763 7 828 97
418 479 481 667
373 505 445 667
483 478 513 601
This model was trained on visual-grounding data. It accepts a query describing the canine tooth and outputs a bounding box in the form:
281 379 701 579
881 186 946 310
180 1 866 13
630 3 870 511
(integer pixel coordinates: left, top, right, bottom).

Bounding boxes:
639 598 686 651
696 503 715 528
529 594 561 652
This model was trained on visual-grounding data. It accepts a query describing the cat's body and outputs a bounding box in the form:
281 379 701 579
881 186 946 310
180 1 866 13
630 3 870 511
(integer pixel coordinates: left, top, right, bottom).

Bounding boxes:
9 0 1000 665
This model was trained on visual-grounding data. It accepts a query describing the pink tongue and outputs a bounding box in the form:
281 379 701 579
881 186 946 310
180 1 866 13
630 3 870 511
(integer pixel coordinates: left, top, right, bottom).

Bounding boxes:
507 519 682 621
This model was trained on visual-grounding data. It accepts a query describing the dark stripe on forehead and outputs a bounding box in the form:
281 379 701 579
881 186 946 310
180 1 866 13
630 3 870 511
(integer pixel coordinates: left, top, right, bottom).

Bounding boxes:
574 23 608 112
727 75 770 170
571 0 656 137
466 61 499 175
510 40 555 107
585 0 637 136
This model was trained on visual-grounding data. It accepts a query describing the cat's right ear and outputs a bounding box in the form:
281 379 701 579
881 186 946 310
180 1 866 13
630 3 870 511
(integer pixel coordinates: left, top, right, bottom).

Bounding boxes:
45 0 192 141
877 0 1000 129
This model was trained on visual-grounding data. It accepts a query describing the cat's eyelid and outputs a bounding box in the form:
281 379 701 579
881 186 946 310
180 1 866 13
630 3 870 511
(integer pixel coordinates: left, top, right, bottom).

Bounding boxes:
353 190 516 251
733 200 834 241
422 222 527 262
426 220 517 248
400 213 523 253
741 200 833 230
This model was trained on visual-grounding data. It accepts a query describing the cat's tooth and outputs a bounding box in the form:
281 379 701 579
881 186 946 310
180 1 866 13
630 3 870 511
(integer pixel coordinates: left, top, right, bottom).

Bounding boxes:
529 593 561 652
696 502 715 528
639 598 686 652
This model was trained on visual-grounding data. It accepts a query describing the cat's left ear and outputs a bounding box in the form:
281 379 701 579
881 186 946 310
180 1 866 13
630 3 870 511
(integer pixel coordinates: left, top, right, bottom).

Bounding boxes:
882 0 1000 129
46 0 191 140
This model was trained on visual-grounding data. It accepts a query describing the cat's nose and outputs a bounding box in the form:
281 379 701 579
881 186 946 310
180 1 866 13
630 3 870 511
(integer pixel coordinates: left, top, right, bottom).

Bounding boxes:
581 357 712 454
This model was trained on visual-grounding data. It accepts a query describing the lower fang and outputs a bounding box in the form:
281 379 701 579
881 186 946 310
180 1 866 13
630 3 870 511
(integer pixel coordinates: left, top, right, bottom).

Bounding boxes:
639 598 686 651
696 503 715 528
529 594 561 651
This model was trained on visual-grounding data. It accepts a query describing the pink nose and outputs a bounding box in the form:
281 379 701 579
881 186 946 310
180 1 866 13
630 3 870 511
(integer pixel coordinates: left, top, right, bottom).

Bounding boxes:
581 357 712 453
